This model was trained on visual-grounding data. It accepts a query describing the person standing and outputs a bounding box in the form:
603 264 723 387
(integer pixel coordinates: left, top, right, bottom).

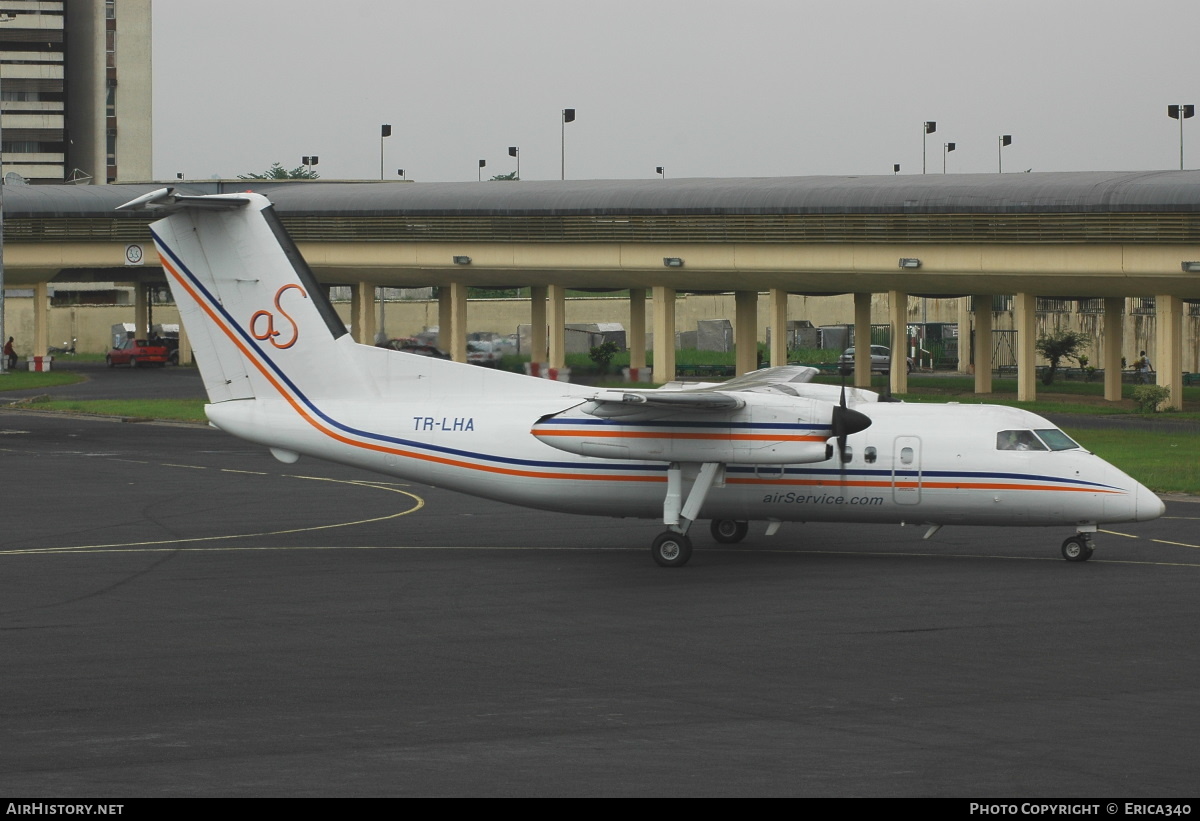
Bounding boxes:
1136 350 1153 384
3 336 15 371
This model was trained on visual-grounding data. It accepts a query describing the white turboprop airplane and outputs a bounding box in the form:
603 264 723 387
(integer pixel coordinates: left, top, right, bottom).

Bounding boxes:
118 188 1166 567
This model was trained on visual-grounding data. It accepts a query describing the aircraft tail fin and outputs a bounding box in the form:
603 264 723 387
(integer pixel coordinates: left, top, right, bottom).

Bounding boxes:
125 189 368 405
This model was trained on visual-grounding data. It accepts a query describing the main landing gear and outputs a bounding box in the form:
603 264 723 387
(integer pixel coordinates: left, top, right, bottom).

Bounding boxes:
710 519 749 544
1061 534 1095 562
650 518 751 567
651 461 725 568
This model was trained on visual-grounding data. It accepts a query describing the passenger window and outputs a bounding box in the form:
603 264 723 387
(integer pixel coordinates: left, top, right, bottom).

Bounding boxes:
900 447 914 465
840 445 853 464
864 446 877 464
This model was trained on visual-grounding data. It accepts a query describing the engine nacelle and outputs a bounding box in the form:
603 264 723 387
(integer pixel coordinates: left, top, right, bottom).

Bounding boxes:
531 392 858 465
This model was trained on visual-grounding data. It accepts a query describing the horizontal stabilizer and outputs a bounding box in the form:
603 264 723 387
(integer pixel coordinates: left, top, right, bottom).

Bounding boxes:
116 188 255 213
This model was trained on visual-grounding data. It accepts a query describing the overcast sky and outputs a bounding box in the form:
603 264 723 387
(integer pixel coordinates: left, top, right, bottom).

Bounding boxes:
151 0 1200 183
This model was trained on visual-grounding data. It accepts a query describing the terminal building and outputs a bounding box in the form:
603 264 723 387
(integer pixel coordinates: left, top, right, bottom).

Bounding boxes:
3 172 1199 408
0 0 151 184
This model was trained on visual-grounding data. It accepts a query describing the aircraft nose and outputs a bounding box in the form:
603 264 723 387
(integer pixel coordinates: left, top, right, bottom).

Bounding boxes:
1135 483 1166 522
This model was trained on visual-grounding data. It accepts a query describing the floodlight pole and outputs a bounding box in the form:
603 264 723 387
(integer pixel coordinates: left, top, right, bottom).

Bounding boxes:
1168 104 1194 169
561 108 575 180
380 124 391 180
922 121 936 174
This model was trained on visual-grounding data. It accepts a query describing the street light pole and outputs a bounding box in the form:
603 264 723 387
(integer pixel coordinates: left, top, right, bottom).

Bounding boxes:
1168 105 1194 169
509 146 519 179
561 108 575 180
998 134 1012 173
943 141 956 174
922 121 936 174
380 124 391 180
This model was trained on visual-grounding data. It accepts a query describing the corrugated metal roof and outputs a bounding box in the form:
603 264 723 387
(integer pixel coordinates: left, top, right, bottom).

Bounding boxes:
7 169 1200 220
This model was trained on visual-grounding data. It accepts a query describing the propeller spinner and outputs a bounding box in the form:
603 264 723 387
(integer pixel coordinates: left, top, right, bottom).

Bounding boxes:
829 384 872 460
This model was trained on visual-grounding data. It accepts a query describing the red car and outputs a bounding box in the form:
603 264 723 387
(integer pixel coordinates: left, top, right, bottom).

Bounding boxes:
106 338 170 368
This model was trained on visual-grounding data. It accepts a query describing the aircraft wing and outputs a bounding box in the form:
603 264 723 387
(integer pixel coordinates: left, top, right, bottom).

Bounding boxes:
535 364 871 465
583 389 745 414
580 365 873 418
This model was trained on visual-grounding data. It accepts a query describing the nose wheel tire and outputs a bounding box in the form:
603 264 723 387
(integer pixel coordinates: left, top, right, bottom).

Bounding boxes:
652 532 693 568
710 519 749 544
1061 536 1094 562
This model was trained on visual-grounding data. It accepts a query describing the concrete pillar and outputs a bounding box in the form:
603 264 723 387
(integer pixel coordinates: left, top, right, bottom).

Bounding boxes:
652 286 676 382
1103 297 1123 402
33 282 49 357
888 290 909 395
437 287 452 352
1014 292 1037 402
133 282 149 338
769 288 788 367
629 287 647 377
446 282 468 363
529 286 547 371
853 292 872 388
972 295 993 395
1156 294 1184 410
349 281 377 346
547 284 566 371
956 297 971 374
734 290 759 375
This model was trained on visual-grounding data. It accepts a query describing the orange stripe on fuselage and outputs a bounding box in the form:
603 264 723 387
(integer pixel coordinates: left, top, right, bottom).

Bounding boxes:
534 428 825 442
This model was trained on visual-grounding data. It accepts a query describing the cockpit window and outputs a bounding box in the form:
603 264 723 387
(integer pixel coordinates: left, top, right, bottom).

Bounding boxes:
997 430 1048 451
1033 429 1081 451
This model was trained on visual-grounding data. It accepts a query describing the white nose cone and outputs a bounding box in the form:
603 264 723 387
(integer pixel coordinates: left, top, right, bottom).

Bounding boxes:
1136 483 1166 522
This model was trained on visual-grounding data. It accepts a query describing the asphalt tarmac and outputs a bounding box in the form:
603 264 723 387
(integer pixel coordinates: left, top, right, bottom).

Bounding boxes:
1 365 1199 797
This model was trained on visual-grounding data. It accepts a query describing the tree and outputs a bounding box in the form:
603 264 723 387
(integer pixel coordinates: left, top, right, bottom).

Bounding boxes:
238 162 320 180
588 340 621 373
489 171 519 181
1035 329 1090 385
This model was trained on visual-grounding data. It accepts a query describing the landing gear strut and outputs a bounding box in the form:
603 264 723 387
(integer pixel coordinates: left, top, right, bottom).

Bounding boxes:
1061 534 1094 562
650 461 723 568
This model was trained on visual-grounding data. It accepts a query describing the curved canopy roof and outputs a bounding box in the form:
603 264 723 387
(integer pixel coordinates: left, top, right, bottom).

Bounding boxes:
8 169 1200 220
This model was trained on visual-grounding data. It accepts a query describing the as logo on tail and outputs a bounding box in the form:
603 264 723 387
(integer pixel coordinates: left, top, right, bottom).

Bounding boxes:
250 284 308 350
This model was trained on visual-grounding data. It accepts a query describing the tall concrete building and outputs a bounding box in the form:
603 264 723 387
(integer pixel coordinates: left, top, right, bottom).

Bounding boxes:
0 0 151 184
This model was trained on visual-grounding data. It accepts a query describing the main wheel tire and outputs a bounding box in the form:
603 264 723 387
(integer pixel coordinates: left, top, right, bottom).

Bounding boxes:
710 519 749 544
128 357 138 369
1061 536 1093 562
651 532 693 568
